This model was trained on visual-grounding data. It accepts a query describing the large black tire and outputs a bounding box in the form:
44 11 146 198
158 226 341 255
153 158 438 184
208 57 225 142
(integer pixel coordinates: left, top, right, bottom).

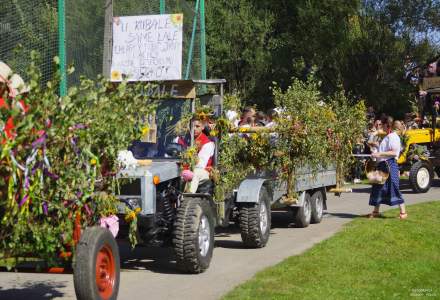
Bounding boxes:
409 161 433 193
74 227 120 300
172 198 214 273
293 192 311 228
238 186 271 248
310 190 325 224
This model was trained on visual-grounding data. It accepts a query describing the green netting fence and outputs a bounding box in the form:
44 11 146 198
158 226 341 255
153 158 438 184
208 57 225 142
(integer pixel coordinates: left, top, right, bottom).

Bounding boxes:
0 0 205 91
0 0 58 84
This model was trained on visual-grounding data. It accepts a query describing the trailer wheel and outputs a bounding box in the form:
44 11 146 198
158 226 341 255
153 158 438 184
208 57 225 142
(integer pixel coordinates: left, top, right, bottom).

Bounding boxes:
310 190 324 224
173 197 214 273
409 161 433 193
74 227 120 300
238 186 271 248
293 192 311 228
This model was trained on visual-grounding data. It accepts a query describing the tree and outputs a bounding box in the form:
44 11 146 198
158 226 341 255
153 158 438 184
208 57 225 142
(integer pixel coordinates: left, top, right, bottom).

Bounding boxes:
206 0 274 106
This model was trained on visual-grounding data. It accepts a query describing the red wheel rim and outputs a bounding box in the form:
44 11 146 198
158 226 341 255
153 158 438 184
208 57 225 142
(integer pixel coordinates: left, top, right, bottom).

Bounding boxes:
95 244 115 300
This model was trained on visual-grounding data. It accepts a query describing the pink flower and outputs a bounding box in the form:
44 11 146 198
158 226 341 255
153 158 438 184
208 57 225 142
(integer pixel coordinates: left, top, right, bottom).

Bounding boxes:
181 169 194 182
100 215 119 237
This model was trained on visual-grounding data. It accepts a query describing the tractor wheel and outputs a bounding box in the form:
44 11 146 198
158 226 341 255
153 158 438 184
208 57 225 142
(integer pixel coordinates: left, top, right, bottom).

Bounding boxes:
293 192 312 228
173 197 214 273
238 186 271 248
409 161 433 193
310 190 325 224
74 227 120 300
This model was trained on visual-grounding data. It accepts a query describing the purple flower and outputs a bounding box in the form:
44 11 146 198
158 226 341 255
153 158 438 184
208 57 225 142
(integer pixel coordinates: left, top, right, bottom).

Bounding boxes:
32 134 46 149
32 161 44 175
24 176 30 189
70 137 80 155
69 123 87 131
43 168 59 180
84 204 92 216
42 202 48 215
18 194 28 207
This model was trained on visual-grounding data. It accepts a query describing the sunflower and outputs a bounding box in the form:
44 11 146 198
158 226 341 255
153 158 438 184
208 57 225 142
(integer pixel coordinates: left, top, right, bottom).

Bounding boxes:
170 14 183 26
111 70 122 81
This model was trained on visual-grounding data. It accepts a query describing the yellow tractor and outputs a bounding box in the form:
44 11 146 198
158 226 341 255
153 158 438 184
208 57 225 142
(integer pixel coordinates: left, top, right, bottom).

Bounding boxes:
398 76 440 193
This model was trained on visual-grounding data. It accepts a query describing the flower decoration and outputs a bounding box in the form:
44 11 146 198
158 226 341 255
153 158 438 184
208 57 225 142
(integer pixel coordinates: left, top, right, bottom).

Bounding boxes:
111 70 122 81
141 126 150 136
170 14 183 26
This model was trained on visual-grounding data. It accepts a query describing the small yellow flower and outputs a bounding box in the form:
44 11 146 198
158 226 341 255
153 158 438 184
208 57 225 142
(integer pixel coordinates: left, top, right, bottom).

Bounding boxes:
210 129 218 137
141 126 149 136
197 112 208 121
239 127 248 133
125 207 141 222
251 133 258 140
111 70 121 81
125 211 135 222
90 158 97 165
170 14 183 26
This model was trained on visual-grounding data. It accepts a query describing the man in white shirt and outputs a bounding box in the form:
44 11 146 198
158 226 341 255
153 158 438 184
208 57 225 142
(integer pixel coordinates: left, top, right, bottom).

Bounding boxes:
188 119 215 193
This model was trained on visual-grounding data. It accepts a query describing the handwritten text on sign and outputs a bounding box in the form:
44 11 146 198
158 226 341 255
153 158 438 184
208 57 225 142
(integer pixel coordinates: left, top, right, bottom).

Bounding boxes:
111 14 183 81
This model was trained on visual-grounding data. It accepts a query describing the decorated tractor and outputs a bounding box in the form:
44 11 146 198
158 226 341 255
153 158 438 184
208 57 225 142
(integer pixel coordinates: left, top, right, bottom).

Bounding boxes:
398 74 440 193
115 79 364 275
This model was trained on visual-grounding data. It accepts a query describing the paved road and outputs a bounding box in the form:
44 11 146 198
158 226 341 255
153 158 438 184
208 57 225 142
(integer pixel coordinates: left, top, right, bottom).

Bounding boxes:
1 179 439 300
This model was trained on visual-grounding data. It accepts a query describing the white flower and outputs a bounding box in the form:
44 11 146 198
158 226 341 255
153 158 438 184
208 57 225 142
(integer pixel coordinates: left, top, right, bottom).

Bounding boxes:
117 150 137 169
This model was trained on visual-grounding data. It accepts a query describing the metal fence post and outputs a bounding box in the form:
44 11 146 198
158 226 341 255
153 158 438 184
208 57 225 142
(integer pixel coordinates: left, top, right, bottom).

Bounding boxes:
103 0 113 77
160 0 165 14
58 0 67 96
185 0 200 79
199 0 206 80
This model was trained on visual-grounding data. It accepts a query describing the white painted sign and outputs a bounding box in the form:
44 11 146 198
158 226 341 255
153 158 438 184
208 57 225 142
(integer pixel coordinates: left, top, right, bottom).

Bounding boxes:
110 14 183 82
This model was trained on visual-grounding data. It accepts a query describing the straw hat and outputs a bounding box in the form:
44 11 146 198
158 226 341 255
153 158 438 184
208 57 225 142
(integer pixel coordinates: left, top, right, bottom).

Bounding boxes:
0 61 30 96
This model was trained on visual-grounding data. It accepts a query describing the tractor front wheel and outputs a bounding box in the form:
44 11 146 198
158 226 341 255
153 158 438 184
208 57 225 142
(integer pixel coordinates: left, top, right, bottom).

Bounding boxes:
173 197 214 273
74 227 120 300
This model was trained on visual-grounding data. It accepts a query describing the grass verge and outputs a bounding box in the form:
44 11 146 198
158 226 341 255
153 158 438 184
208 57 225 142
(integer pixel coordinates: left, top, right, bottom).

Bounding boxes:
223 201 440 300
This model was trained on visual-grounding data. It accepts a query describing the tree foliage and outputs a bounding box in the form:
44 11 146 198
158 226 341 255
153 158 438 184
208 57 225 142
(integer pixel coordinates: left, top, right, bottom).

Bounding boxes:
206 0 439 115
